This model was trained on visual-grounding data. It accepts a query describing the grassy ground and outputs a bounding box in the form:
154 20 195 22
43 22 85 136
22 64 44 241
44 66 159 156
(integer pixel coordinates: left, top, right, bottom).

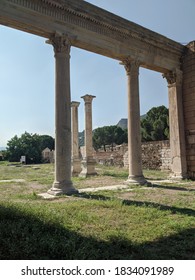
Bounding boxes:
0 161 194 260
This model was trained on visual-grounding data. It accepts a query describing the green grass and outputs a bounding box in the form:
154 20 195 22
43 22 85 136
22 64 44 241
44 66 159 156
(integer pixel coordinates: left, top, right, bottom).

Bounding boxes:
0 162 195 259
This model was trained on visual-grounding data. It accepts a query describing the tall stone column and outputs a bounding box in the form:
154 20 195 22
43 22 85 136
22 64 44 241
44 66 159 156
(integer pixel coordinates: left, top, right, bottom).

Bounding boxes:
121 58 146 185
71 101 82 176
163 70 187 179
47 34 78 195
80 94 97 177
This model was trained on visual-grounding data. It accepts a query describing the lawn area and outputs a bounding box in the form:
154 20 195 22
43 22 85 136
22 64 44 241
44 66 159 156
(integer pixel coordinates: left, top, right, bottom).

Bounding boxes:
0 161 195 260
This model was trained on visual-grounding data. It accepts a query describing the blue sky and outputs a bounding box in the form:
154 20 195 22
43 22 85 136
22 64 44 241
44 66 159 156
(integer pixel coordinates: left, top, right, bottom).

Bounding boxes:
0 0 194 147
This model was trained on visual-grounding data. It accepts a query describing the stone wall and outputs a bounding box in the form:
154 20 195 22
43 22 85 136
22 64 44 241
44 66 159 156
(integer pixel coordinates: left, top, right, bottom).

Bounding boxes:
82 144 127 167
44 141 170 170
183 41 195 178
91 141 171 170
124 141 170 170
160 142 171 171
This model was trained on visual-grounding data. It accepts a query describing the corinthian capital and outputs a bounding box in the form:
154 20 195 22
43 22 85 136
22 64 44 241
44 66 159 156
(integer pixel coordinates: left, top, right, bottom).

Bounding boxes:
81 94 96 104
163 69 182 87
120 57 140 76
47 33 71 56
71 101 80 108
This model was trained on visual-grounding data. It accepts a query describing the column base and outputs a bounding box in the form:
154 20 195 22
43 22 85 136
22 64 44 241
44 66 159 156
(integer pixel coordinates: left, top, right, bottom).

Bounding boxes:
125 175 147 185
71 158 82 177
169 172 188 180
79 157 97 178
47 180 78 196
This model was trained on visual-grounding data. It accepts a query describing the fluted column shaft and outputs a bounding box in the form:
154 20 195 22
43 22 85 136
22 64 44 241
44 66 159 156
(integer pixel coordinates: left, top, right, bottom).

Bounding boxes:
122 59 146 185
80 94 97 177
47 34 78 195
71 101 81 176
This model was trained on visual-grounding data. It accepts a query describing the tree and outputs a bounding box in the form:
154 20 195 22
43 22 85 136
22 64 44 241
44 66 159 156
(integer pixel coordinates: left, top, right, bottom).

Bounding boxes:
6 132 54 163
93 127 107 151
93 125 127 150
141 105 169 141
6 135 23 162
39 135 54 151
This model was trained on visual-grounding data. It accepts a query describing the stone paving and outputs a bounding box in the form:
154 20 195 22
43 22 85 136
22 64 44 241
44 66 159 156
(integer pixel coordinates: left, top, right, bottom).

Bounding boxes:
0 179 25 183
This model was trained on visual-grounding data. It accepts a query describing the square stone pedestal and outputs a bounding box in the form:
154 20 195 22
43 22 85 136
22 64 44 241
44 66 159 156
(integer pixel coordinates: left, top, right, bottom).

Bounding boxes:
71 158 82 177
79 157 97 178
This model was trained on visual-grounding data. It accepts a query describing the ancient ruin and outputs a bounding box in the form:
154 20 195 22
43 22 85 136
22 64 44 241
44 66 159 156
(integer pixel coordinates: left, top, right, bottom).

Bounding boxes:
80 94 97 177
0 0 195 195
71 101 82 176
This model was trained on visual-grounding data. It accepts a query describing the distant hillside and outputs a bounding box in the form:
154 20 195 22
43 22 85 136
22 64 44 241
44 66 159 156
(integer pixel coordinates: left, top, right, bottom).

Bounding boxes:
117 115 146 129
116 119 127 130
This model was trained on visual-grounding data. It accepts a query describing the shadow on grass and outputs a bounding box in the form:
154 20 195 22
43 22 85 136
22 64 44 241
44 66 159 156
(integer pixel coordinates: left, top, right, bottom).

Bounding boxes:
75 192 111 201
0 204 194 260
77 192 195 217
122 199 195 217
145 176 168 181
151 184 195 192
102 171 128 179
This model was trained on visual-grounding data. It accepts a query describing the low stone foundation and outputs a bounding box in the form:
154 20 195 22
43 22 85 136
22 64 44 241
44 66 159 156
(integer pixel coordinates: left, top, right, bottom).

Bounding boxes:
93 144 127 167
93 141 171 170
124 141 170 170
45 141 171 171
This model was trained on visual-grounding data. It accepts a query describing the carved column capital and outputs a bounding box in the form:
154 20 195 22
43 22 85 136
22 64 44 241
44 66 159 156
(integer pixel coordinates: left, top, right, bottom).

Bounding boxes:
120 57 140 76
47 33 71 57
163 69 183 87
71 101 80 108
81 94 96 104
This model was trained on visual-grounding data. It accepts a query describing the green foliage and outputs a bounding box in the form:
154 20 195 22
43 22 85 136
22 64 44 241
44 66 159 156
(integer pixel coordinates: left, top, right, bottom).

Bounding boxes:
93 125 127 151
1 150 8 161
6 132 54 164
38 135 54 151
92 106 169 148
141 106 169 141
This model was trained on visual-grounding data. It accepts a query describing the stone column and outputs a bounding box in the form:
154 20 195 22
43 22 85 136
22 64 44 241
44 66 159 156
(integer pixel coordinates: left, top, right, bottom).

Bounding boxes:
163 70 187 179
47 34 78 195
121 58 147 185
71 101 82 176
80 94 97 177
182 42 195 179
